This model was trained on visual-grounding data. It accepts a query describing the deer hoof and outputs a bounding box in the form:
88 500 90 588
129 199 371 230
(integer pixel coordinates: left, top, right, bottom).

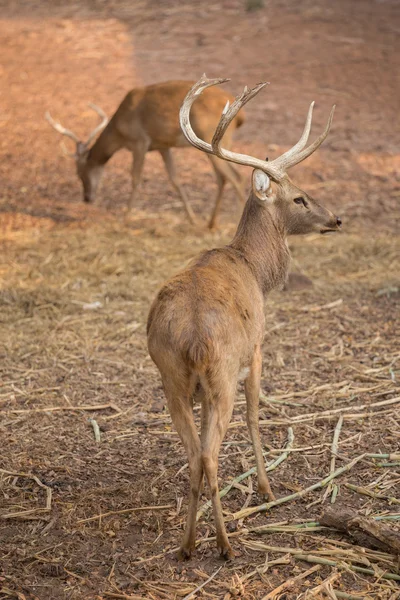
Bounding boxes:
219 543 235 561
177 546 193 561
258 482 276 502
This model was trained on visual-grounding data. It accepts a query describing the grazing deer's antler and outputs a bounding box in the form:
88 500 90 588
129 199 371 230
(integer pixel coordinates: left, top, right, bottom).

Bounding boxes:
45 111 80 143
45 103 108 148
85 103 109 146
180 74 335 181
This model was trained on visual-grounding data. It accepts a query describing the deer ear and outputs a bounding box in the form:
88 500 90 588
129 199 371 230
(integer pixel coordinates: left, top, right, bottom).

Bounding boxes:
252 169 274 203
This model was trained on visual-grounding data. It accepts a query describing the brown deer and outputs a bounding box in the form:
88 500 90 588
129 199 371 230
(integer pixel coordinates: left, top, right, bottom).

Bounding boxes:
45 80 246 228
147 75 342 560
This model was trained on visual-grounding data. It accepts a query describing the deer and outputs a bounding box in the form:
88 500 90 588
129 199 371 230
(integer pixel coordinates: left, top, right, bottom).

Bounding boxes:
45 80 246 229
147 75 342 560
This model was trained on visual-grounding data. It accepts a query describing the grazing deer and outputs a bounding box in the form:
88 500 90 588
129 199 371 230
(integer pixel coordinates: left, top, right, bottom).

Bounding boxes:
147 75 342 560
45 80 246 228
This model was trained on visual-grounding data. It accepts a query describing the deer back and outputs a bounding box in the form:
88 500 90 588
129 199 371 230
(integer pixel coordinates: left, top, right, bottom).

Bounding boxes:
113 80 245 151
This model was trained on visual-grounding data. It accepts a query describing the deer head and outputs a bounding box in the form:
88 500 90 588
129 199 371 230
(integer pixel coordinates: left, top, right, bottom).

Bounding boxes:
180 76 342 236
45 104 108 203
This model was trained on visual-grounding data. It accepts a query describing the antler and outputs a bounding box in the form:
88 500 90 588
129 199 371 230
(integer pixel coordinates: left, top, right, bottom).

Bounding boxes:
272 102 335 171
180 75 284 182
85 103 109 146
45 111 80 143
179 75 335 181
45 103 109 148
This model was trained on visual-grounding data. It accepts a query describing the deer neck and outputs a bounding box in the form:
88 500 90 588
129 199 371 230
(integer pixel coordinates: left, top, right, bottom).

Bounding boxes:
87 121 122 166
229 195 290 295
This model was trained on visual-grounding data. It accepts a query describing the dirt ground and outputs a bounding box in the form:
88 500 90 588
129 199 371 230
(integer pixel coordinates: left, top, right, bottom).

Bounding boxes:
0 1 399 599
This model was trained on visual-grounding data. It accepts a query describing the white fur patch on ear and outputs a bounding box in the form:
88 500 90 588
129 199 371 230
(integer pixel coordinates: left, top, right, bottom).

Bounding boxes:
252 169 273 202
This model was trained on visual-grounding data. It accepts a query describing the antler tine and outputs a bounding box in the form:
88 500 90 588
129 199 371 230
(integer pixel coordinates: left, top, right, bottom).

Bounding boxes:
85 103 109 146
271 101 314 169
211 82 268 154
180 76 285 182
273 104 335 171
45 111 80 143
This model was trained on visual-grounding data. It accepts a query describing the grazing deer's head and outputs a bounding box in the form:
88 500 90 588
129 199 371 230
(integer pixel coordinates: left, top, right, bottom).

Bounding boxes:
45 104 108 203
180 76 342 236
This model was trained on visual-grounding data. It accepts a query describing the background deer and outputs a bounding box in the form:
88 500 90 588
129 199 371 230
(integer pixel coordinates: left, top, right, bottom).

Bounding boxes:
46 80 245 228
147 75 342 560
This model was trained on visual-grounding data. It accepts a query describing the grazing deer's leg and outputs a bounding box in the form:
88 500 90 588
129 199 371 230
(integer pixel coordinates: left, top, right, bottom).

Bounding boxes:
201 377 236 559
207 155 246 229
244 345 275 501
128 141 149 212
159 149 197 225
163 375 203 559
207 166 226 230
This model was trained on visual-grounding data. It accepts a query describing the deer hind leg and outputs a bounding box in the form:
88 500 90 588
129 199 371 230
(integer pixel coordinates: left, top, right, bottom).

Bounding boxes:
244 345 275 501
128 139 149 212
159 149 197 225
200 375 236 559
162 373 202 559
207 155 246 229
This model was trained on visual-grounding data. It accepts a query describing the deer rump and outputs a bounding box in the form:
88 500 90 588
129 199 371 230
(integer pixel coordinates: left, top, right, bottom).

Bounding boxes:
147 247 264 376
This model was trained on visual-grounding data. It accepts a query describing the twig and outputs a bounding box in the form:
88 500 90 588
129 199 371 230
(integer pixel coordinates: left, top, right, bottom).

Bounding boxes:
182 566 222 600
103 594 148 600
0 468 52 518
334 593 373 600
301 298 343 312
323 415 343 504
231 454 365 521
89 417 101 442
197 427 294 520
344 482 400 505
261 564 321 599
300 571 341 598
293 553 400 581
6 402 121 414
367 453 400 460
77 504 174 524
229 396 400 429
244 542 400 581
240 555 291 582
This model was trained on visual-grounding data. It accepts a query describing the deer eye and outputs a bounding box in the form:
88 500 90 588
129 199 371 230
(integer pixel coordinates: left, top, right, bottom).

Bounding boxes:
294 197 308 207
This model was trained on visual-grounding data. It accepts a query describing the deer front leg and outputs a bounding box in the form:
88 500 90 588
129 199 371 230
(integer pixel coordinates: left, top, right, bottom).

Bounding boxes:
159 149 197 225
244 345 275 501
128 141 149 212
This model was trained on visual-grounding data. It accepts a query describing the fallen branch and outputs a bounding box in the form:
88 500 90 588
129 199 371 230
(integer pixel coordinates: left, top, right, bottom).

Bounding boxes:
320 505 400 555
230 454 365 521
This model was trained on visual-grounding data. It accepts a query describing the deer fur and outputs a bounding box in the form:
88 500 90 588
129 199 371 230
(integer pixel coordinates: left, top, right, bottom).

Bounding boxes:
147 76 342 560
